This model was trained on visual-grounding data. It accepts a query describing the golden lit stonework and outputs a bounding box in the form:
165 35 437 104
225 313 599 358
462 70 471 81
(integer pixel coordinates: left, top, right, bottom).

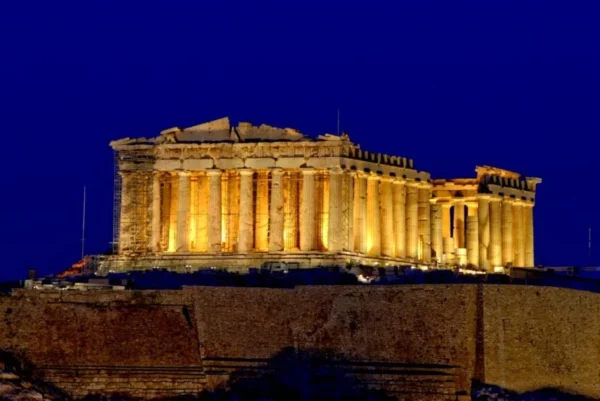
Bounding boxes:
100 117 541 273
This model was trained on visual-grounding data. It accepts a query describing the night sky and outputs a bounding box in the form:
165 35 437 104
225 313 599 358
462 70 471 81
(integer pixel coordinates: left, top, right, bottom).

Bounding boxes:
1 2 599 281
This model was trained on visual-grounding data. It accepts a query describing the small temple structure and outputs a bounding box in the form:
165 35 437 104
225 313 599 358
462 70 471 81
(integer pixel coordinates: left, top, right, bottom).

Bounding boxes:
100 117 541 273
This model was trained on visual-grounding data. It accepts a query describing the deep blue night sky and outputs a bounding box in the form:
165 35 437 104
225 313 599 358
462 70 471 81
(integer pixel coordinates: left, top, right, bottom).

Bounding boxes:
1 2 599 280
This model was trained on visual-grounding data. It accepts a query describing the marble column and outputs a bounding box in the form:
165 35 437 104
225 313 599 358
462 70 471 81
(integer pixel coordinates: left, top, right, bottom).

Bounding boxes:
430 202 443 262
380 177 394 257
269 169 284 252
176 171 191 252
502 199 514 265
255 171 269 251
238 169 254 253
489 197 502 267
343 172 355 251
355 172 368 254
524 203 534 267
453 201 465 249
118 172 132 254
207 170 222 253
478 195 491 270
393 179 406 258
417 185 431 262
366 173 381 256
467 203 479 267
300 168 316 251
406 183 419 259
513 200 525 266
442 203 452 239
151 172 161 252
328 167 343 252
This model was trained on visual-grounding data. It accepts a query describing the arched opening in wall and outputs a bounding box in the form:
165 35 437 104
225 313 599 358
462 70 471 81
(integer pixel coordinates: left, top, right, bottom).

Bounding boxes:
253 171 271 252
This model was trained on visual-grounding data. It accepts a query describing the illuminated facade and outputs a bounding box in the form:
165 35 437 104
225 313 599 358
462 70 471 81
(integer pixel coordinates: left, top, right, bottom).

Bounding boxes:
101 117 541 273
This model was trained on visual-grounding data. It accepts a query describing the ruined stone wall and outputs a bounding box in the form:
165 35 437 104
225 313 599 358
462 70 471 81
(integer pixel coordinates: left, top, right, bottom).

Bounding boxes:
0 285 598 400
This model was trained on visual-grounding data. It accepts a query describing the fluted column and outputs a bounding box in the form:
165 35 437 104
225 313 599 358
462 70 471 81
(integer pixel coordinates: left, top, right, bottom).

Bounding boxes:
366 173 381 256
300 168 316 251
417 185 431 262
513 200 525 266
176 171 191 252
467 203 479 267
478 195 491 270
238 169 254 253
343 172 355 251
502 199 514 265
118 172 133 254
328 167 343 252
381 177 394 257
524 203 534 267
151 172 161 252
489 197 502 267
255 171 269 251
453 201 465 249
355 172 368 254
269 169 284 252
207 170 222 253
430 202 443 262
406 183 419 259
393 179 406 258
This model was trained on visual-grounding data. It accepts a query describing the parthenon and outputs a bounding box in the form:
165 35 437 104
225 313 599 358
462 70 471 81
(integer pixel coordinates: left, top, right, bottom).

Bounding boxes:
101 117 541 273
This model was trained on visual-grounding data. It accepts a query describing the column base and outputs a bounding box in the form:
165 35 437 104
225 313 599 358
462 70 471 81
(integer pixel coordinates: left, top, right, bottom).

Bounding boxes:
98 251 439 275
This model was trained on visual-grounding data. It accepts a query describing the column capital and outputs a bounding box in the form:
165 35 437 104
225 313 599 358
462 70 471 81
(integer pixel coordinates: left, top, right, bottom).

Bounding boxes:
238 168 254 176
380 175 394 183
300 167 317 175
356 170 369 178
176 170 191 177
270 167 284 176
522 201 534 208
406 180 420 188
489 196 502 203
367 172 381 181
465 201 479 210
392 177 406 185
328 166 343 175
206 169 222 177
477 193 493 201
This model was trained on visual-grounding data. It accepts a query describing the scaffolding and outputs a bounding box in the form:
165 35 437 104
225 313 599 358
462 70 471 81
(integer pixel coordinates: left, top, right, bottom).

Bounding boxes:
112 150 154 255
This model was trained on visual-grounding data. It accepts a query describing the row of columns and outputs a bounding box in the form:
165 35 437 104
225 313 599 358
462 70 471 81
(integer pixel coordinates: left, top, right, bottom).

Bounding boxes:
123 168 432 259
123 169 535 269
430 196 535 268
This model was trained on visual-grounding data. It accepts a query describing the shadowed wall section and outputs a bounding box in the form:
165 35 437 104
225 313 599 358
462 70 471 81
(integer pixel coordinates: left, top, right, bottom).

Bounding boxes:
0 285 598 400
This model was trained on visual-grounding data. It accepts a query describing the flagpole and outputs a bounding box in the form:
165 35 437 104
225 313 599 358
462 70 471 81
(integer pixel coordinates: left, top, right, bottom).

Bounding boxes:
81 186 86 260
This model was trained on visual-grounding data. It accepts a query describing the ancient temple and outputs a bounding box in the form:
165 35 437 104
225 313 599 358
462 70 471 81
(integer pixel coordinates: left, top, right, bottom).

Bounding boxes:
100 117 540 273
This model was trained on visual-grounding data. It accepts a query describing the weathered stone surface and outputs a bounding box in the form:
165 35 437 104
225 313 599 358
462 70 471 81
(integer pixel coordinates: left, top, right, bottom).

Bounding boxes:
2 285 600 400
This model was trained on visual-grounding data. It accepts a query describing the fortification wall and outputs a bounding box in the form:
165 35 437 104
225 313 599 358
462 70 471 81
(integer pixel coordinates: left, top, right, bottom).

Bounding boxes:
0 290 204 398
482 285 600 397
0 285 597 400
